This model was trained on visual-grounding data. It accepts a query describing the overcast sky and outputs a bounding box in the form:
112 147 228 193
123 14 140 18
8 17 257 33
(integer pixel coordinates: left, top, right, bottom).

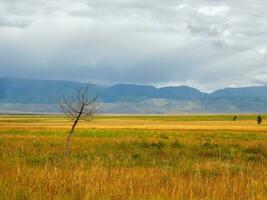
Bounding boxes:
0 0 267 91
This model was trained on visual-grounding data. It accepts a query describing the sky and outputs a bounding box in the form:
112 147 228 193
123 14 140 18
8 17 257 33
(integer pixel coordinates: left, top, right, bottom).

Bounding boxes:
0 0 267 91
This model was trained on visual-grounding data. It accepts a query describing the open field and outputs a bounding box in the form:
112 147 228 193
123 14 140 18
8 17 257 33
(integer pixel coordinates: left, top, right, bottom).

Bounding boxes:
0 115 267 199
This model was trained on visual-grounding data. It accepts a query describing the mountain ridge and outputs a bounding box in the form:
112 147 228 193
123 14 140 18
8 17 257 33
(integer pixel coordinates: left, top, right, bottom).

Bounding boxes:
1 77 267 113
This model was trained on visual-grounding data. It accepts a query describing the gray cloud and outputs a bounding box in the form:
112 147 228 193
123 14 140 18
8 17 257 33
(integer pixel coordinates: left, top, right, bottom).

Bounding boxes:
0 15 32 28
0 0 267 91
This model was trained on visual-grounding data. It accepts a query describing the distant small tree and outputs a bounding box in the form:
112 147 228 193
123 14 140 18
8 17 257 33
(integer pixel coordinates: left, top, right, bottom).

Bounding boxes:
257 115 262 125
233 116 237 121
59 87 98 154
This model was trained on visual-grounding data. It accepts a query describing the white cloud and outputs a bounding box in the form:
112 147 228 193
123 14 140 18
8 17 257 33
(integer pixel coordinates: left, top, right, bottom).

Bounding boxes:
257 48 267 58
0 0 267 91
178 4 189 9
198 5 230 16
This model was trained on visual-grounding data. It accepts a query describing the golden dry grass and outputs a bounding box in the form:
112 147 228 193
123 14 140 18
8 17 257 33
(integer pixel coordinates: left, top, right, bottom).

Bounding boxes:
0 115 267 199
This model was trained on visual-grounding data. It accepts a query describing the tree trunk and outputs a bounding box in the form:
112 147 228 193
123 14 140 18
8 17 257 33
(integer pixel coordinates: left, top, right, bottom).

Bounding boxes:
65 104 84 154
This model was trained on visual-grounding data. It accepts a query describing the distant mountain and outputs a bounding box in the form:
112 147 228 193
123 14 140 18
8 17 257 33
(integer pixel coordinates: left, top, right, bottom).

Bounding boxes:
0 78 101 104
157 86 207 100
1 77 267 113
210 86 267 101
101 84 157 102
101 84 206 102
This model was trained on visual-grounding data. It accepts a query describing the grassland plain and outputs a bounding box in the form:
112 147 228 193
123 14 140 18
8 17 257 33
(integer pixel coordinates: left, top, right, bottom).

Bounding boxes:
0 115 267 200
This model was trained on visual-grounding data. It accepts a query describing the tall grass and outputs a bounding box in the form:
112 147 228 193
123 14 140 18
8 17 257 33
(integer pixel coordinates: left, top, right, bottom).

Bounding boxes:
0 115 267 199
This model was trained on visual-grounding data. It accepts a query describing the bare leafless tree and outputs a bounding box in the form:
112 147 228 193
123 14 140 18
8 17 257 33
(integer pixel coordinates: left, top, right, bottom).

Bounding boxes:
59 87 98 154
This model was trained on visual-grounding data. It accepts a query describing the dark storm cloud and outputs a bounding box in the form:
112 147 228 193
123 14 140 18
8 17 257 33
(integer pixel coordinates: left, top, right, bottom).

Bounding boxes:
0 0 267 91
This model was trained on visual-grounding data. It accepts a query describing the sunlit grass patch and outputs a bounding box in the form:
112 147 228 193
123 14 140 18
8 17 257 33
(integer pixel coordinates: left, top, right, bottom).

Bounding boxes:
0 114 267 199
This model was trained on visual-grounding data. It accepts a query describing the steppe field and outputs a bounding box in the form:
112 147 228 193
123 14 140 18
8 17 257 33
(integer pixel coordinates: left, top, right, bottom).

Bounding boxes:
0 114 267 200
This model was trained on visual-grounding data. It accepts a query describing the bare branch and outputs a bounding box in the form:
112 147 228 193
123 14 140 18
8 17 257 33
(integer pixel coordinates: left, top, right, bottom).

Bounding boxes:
59 86 98 154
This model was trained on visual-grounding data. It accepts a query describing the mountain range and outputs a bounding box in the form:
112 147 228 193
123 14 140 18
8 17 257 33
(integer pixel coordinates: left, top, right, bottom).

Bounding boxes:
1 77 267 114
